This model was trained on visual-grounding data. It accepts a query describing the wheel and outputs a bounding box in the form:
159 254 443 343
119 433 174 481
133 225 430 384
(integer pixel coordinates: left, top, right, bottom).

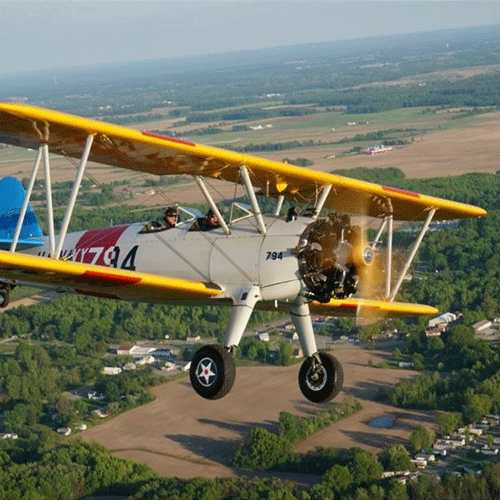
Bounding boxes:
190 344 236 400
298 352 343 403
0 290 9 309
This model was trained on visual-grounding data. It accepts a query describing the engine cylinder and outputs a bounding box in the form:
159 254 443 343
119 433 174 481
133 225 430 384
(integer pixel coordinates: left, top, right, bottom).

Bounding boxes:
295 214 360 302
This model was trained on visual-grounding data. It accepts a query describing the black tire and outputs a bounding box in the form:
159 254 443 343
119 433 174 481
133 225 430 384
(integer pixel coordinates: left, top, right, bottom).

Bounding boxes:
190 344 236 400
298 352 343 403
0 290 9 309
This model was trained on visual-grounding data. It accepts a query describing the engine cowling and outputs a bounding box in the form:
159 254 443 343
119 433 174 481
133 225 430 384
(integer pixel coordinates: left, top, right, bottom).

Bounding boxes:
295 214 373 303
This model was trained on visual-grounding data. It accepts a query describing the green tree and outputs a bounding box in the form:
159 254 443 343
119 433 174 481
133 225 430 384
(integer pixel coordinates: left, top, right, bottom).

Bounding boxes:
278 343 294 366
323 464 353 495
349 448 383 485
409 425 435 453
381 445 413 471
436 412 461 436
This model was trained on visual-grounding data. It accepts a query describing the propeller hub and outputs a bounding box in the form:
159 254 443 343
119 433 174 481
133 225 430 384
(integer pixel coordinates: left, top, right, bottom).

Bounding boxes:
363 246 374 265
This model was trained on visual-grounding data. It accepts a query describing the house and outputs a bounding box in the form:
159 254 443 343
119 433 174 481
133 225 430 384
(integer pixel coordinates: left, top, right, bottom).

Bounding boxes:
473 319 492 334
116 344 134 356
102 367 122 375
411 457 427 469
136 355 155 365
152 348 173 359
86 390 104 400
399 362 414 369
425 324 445 337
92 408 108 419
258 333 270 342
433 444 448 456
428 312 457 328
0 433 18 440
130 345 156 357
469 426 483 436
123 362 137 371
117 345 155 357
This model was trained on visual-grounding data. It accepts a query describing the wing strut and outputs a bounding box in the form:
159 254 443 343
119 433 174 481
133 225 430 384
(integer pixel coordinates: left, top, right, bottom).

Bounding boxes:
194 175 230 235
42 144 56 255
389 208 436 301
385 215 393 299
240 166 266 234
274 194 285 216
10 146 43 252
55 134 94 258
312 185 332 220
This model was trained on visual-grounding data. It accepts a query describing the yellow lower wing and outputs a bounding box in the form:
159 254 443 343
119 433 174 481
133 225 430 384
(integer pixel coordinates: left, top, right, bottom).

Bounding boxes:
0 250 222 303
309 297 438 317
257 296 437 317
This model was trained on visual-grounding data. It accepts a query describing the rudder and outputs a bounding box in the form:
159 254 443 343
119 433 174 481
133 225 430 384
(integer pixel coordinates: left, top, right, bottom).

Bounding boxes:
0 176 44 250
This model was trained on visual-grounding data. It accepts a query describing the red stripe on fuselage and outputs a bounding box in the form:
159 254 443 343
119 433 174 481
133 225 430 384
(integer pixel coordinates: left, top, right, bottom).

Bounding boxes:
74 225 129 266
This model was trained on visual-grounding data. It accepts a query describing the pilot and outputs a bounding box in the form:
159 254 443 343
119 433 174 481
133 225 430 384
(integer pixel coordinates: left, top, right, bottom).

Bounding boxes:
189 209 220 231
163 207 178 229
141 206 178 233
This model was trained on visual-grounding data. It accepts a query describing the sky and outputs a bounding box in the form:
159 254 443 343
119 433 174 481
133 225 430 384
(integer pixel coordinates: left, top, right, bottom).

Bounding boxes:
1 1 500 75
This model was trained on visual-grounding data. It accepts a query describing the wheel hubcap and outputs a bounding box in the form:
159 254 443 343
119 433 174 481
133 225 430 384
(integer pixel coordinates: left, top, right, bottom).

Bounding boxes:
196 357 218 387
306 365 327 391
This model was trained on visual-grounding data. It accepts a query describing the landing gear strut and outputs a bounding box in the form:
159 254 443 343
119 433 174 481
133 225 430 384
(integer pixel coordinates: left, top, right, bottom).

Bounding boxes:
290 298 344 403
298 352 343 403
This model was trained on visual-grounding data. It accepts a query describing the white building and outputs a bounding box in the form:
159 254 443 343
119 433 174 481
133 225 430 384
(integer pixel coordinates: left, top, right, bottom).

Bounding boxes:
0 433 18 440
428 312 457 328
473 320 492 334
136 355 155 365
102 367 122 375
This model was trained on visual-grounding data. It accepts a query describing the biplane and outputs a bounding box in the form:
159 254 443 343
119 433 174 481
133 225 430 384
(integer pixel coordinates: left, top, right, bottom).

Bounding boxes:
0 103 487 403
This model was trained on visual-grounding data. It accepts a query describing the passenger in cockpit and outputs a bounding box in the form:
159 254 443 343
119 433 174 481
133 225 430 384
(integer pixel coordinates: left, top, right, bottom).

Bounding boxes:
189 209 220 231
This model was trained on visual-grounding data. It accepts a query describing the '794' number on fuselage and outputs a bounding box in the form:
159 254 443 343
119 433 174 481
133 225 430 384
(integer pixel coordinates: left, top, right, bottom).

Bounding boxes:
266 251 283 261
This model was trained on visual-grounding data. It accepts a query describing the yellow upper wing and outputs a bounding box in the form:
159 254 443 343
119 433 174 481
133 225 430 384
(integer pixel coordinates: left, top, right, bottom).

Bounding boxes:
0 250 222 303
0 102 486 221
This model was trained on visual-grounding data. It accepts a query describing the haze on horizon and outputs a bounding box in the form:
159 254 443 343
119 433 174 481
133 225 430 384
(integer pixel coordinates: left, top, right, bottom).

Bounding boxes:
1 1 500 76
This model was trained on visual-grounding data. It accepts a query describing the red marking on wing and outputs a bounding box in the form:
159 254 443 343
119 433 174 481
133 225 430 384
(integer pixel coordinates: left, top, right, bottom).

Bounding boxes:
75 226 129 265
142 131 195 147
83 270 141 285
339 303 358 310
383 186 420 198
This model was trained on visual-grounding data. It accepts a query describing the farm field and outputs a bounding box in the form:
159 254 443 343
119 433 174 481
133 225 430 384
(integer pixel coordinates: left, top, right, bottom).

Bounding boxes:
81 348 432 480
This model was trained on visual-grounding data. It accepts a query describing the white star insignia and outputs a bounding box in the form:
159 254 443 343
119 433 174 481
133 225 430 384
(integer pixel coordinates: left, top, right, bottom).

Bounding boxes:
197 359 216 386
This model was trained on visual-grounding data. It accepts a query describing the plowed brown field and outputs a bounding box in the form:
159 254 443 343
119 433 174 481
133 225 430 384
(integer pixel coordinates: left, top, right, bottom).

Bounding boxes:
81 348 432 480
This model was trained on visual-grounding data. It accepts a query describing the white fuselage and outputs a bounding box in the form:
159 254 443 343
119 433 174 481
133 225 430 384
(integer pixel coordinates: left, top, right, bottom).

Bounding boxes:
29 214 312 303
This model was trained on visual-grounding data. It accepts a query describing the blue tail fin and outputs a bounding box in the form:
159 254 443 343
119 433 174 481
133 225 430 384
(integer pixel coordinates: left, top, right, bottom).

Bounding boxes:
0 177 44 250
